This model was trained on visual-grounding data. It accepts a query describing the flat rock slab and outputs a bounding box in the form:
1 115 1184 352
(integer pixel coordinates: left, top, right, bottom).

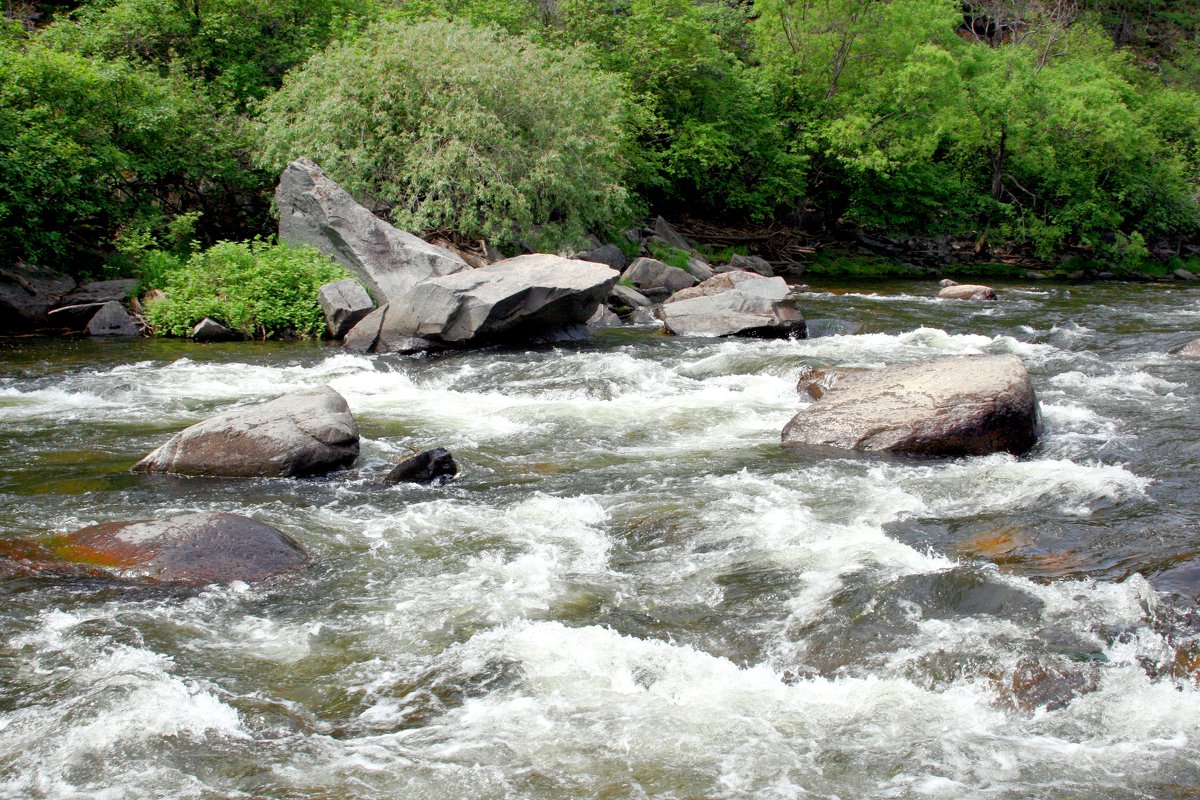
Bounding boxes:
782 355 1040 456
276 157 469 304
133 386 360 477
348 254 619 353
44 512 308 585
660 276 805 338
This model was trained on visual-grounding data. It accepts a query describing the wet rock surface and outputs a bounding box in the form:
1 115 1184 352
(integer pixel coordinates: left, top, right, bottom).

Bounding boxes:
938 283 997 301
133 386 360 477
782 355 1040 456
385 447 458 486
659 275 805 338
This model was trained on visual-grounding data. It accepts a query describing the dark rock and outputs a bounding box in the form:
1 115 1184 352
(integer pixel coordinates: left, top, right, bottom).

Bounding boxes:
354 254 619 353
620 257 696 301
44 512 307 585
938 284 997 301
0 262 76 331
86 301 140 337
133 386 360 477
385 448 458 485
782 355 1040 456
318 278 375 338
726 254 774 277
191 317 236 342
577 243 627 272
46 302 108 329
61 279 137 306
587 304 622 329
276 157 469 304
660 276 805 339
652 216 696 253
1171 338 1200 358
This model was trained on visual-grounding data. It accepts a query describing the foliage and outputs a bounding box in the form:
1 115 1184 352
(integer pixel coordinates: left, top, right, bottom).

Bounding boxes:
257 19 632 252
145 239 349 338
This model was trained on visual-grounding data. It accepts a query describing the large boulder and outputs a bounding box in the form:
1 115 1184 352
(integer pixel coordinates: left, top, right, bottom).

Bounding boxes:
609 283 652 309
781 355 1040 456
659 276 805 338
664 270 767 304
345 254 619 353
276 157 470 304
0 262 76 331
576 243 627 272
650 216 696 253
620 257 696 301
36 513 308 585
938 283 996 301
60 279 137 306
1171 338 1200 358
318 278 375 338
133 386 360 477
85 301 140 337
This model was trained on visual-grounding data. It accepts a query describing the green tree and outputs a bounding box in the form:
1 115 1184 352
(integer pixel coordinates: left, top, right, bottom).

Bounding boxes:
257 19 633 251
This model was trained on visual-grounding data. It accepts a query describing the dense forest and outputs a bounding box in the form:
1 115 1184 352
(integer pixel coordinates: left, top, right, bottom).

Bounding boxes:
2 0 1198 281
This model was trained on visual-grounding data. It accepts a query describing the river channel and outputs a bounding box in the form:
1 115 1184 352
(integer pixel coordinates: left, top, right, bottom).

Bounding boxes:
1 280 1199 798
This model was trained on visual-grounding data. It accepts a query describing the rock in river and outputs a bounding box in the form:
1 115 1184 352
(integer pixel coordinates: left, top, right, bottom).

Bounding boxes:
385 447 458 485
133 386 359 477
276 157 469 304
659 275 805 339
782 355 1040 456
1171 338 1200 358
38 512 308 585
938 283 997 301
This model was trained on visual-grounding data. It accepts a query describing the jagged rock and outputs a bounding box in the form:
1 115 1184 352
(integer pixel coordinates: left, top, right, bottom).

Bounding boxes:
620 257 696 301
938 283 997 301
782 355 1041 456
686 256 715 281
1175 268 1198 282
577 243 627 272
275 157 469 303
1171 338 1200 358
61 279 137 306
610 284 652 309
652 216 696 253
191 317 236 342
385 448 458 485
133 386 359 477
318 279 375 338
47 302 108 329
345 254 618 353
665 270 767 304
587 304 622 328
659 276 805 338
85 301 140 337
725 254 774 277
0 262 76 331
37 513 308 585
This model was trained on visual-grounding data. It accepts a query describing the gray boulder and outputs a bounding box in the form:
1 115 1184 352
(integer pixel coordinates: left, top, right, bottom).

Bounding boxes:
725 254 774 277
48 512 308 585
276 157 469 304
651 216 696 253
610 283 652 309
318 278 375 338
192 317 236 342
587 304 622 328
345 254 619 354
629 307 661 326
1175 268 1198 281
686 256 715 282
665 270 767 304
0 262 76 331
659 276 805 338
577 243 627 272
1171 338 1200 358
133 386 360 477
86 301 140 337
620 257 696 301
782 355 1040 456
61 279 137 306
938 283 997 301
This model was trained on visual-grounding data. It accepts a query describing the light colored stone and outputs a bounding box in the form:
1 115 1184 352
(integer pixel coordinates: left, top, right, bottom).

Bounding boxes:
782 355 1040 456
938 283 997 301
1171 337 1200 358
726 254 774 277
610 284 652 308
659 277 804 338
620 257 696 300
665 270 768 304
133 386 360 477
686 257 714 282
318 279 375 338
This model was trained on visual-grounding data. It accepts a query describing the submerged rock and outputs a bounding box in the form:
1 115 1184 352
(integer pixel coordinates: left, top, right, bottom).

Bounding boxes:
782 355 1040 456
276 157 470 304
385 447 458 485
133 386 360 477
938 283 997 301
40 512 308 585
345 254 618 353
659 275 805 339
1171 338 1200 358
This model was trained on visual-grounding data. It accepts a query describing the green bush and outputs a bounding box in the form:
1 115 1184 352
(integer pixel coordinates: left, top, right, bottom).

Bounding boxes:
146 239 349 338
257 19 633 252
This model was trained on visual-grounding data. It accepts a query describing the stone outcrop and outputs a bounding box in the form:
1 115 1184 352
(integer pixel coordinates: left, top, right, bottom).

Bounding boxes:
1171 338 1200 358
318 278 375 338
344 254 619 354
0 262 76 331
620 257 696 301
938 283 997 301
275 157 469 303
85 301 140 337
385 448 458 485
782 355 1040 456
659 275 805 338
133 386 360 477
44 513 308 585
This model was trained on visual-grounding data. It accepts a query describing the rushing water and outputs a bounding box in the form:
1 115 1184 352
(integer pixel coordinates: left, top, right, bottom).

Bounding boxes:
2 280 1200 799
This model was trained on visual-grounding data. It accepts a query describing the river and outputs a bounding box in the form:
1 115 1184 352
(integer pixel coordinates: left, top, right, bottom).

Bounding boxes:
1 280 1199 799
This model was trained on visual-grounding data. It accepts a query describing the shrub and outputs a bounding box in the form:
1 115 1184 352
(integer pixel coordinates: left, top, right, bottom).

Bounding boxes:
257 19 633 252
146 239 349 338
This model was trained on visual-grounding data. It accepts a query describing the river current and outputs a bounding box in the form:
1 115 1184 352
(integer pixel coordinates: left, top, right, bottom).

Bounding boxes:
1 280 1199 799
